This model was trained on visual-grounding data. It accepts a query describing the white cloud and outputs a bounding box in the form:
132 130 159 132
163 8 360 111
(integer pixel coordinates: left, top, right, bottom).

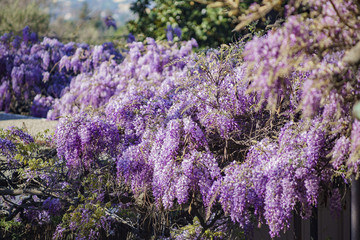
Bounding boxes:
64 12 72 20
118 3 131 13
63 1 71 7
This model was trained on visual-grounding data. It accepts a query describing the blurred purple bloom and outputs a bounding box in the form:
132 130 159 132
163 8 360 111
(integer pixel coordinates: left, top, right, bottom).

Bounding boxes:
174 26 182 39
127 33 135 43
166 25 173 42
31 94 54 118
30 32 38 43
0 81 11 112
12 36 21 49
22 26 30 43
0 33 11 43
78 43 89 50
104 16 117 30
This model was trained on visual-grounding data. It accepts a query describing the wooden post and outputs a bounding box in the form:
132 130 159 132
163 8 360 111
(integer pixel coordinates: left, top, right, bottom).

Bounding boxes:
293 212 302 240
351 176 360 240
310 207 318 240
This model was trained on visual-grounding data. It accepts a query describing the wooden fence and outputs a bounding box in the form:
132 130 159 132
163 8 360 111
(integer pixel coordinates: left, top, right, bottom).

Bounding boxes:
253 190 352 240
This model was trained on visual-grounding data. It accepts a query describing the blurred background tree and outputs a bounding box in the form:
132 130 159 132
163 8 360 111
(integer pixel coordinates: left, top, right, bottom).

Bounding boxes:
0 0 285 48
0 0 128 46
127 0 239 48
204 0 287 31
0 0 50 36
126 0 284 48
48 2 128 45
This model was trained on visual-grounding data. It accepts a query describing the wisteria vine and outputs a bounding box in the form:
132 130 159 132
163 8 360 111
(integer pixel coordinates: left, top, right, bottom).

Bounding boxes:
1 0 360 239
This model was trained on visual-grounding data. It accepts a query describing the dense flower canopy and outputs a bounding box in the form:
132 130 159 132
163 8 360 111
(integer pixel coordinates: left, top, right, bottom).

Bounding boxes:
1 0 360 239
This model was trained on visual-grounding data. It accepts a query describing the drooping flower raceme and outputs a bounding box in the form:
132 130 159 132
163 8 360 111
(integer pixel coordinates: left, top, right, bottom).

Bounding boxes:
55 113 120 175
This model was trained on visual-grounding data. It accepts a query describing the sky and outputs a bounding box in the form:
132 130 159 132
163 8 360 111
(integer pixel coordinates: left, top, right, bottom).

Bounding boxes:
50 0 135 24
